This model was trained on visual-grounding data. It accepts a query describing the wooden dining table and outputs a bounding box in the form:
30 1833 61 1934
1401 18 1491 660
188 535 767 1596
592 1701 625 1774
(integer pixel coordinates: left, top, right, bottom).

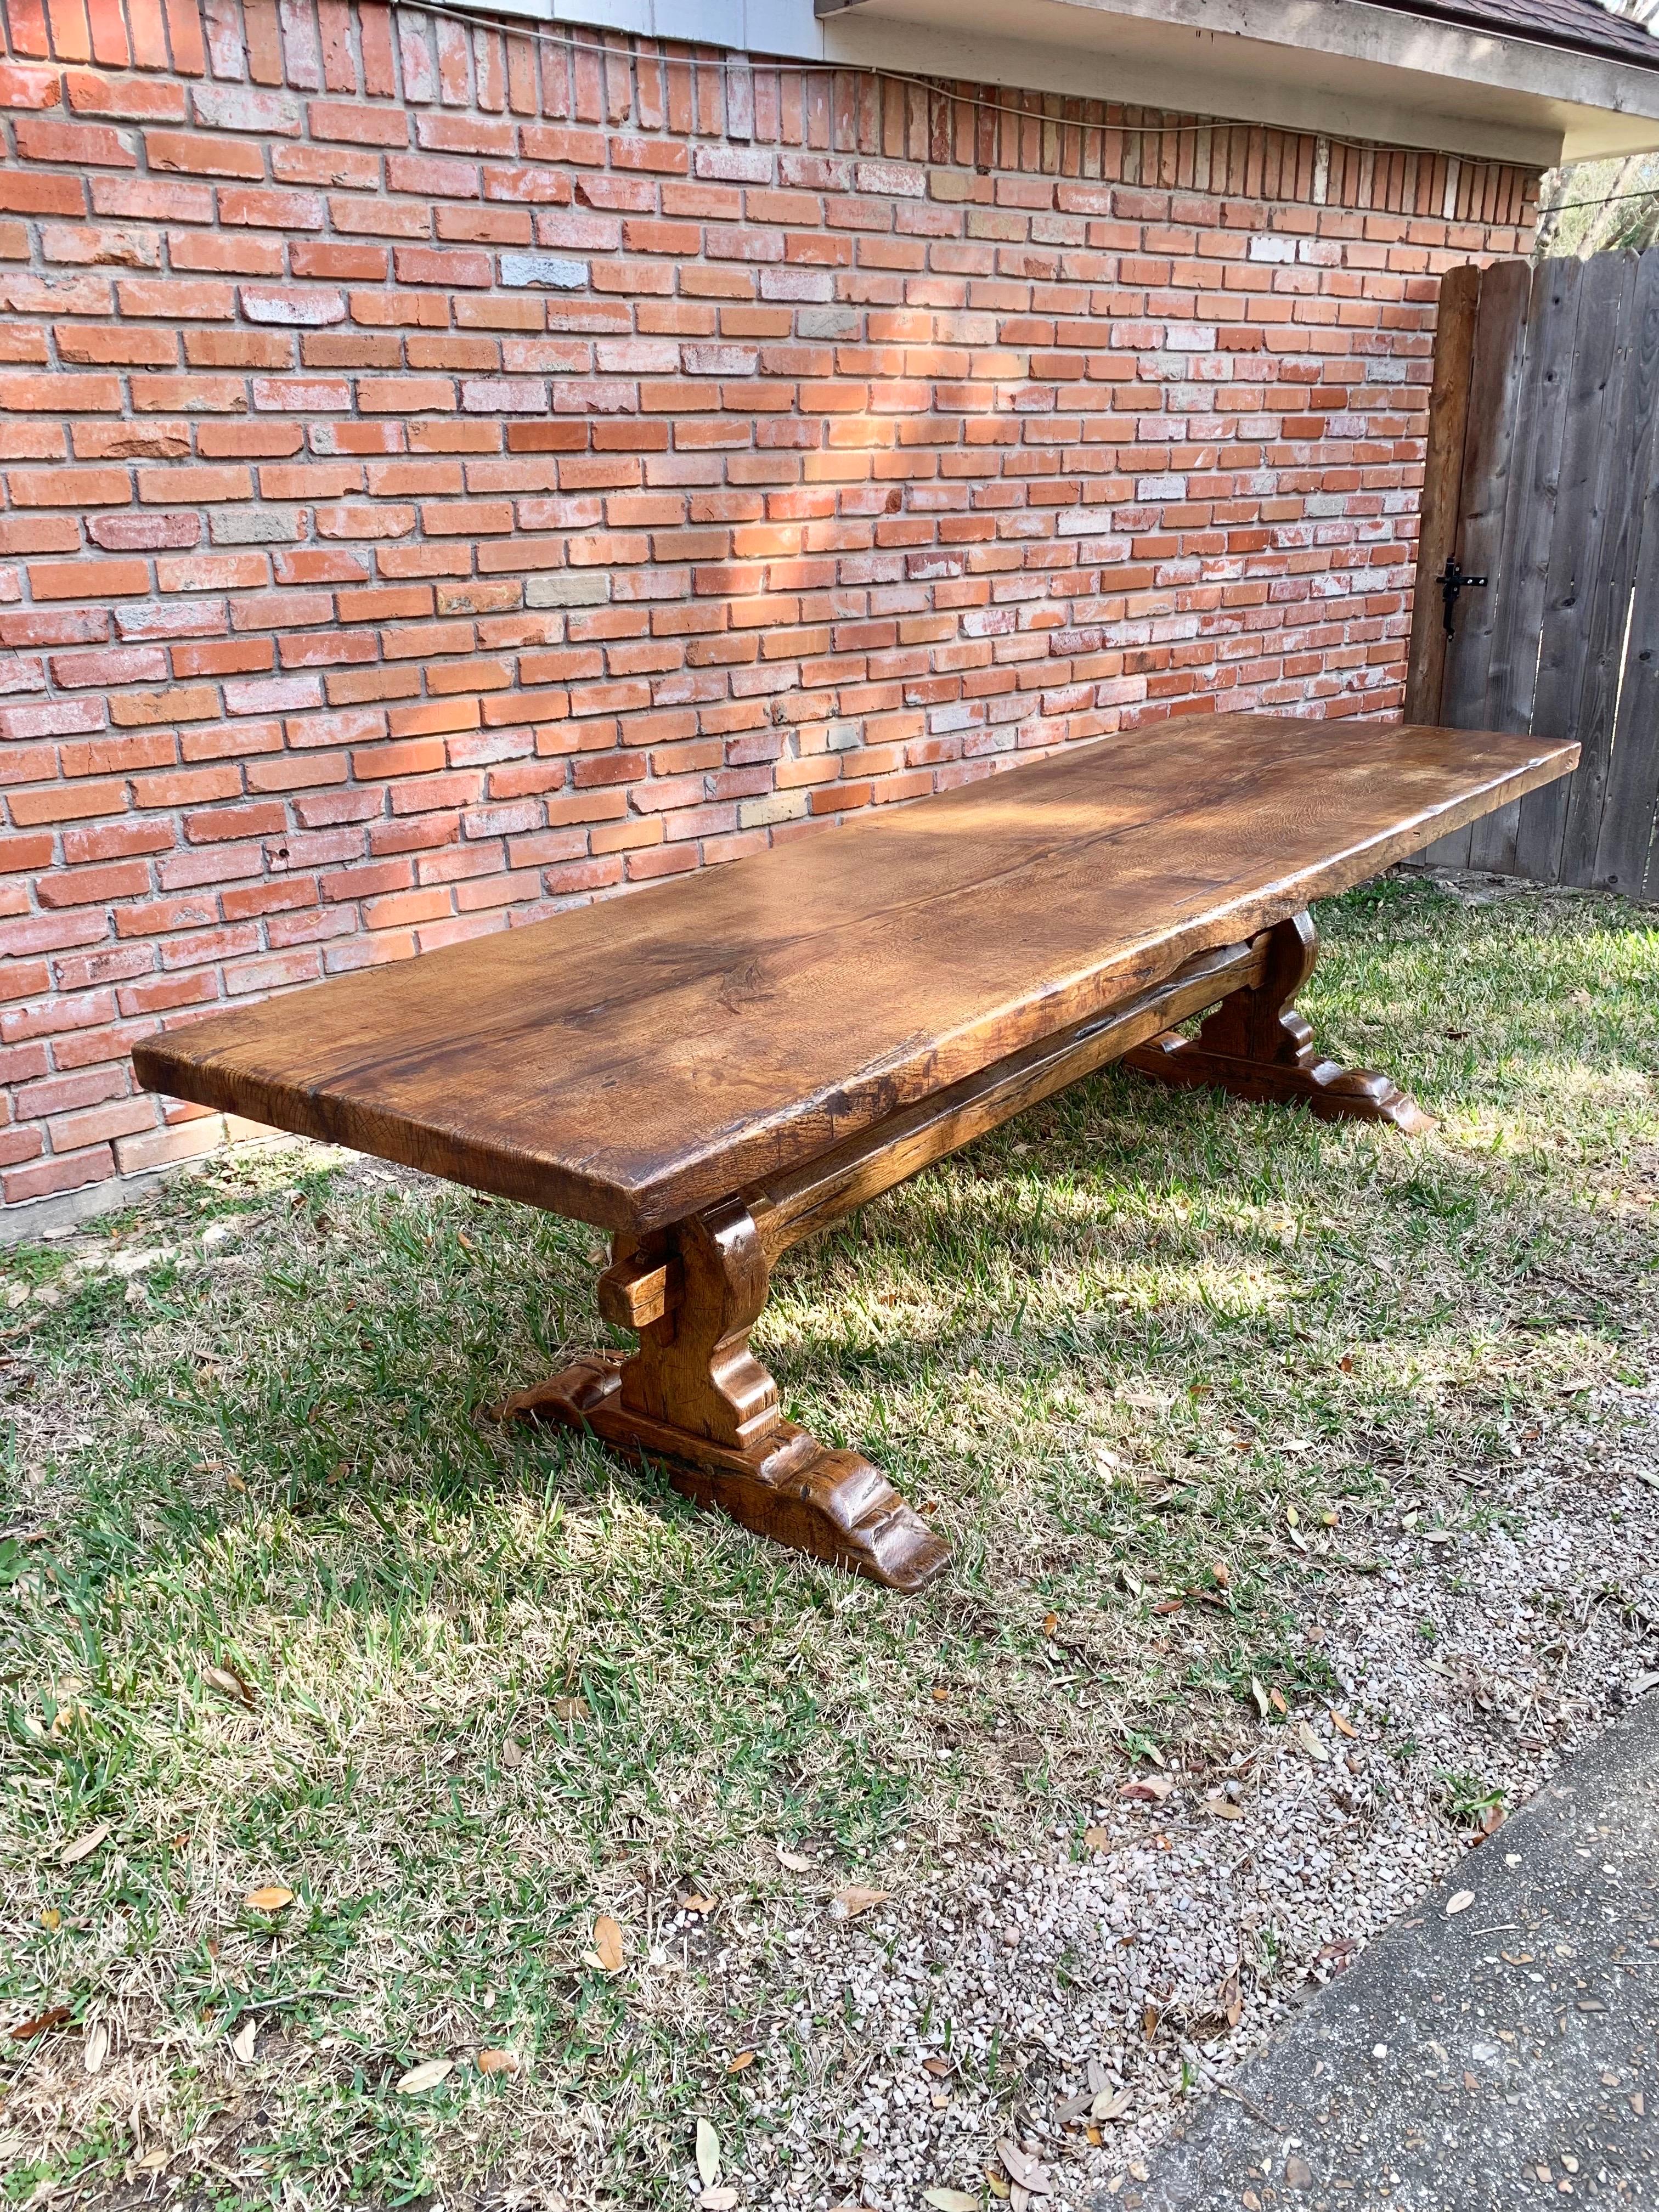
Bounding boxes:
134 710 1577 1592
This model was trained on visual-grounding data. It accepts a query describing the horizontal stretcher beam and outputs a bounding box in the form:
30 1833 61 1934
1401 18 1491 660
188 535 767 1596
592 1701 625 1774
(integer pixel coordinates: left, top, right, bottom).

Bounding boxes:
745 935 1268 1261
594 933 1267 1337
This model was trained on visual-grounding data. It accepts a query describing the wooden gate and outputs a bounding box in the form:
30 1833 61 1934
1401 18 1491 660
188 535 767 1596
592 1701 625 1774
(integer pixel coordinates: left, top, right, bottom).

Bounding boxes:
1404 251 1659 897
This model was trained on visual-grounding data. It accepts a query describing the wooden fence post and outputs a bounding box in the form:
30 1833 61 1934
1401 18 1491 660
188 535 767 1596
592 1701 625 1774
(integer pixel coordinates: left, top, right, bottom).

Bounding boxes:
1403 262 1481 726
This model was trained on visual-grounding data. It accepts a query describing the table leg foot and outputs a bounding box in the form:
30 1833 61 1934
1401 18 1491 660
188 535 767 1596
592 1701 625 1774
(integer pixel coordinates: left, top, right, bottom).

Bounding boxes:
498 1354 951 1594
1124 1028 1433 1130
490 1198 949 1593
1124 910 1433 1133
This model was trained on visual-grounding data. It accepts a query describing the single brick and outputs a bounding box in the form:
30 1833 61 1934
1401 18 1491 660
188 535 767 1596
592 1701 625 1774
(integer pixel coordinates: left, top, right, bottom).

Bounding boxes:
500 251 588 290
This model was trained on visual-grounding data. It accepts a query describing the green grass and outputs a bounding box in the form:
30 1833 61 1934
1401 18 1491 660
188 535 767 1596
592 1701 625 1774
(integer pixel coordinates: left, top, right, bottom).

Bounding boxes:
2 873 1656 2205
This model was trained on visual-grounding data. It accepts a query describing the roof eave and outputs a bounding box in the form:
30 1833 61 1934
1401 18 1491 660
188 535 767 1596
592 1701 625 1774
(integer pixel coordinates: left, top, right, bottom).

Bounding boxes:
816 0 1659 165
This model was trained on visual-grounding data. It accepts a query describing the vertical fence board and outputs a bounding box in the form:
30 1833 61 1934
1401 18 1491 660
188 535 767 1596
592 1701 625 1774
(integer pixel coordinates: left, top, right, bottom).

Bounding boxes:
1468 256 1582 873
1403 261 1481 728
1558 247 1659 887
1590 393 1659 894
1425 257 1533 867
1513 250 1634 885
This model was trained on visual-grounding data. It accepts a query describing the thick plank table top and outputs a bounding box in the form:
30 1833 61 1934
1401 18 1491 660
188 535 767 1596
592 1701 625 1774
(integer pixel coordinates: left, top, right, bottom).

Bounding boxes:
135 713 1574 1233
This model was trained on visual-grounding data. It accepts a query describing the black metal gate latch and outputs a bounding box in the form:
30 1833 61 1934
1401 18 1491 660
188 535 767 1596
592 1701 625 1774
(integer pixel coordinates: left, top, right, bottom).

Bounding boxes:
1437 557 1488 637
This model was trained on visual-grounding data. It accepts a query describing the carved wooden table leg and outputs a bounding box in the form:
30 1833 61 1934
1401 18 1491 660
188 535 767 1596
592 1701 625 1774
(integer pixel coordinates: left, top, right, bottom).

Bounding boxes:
1124 912 1432 1131
495 1198 951 1593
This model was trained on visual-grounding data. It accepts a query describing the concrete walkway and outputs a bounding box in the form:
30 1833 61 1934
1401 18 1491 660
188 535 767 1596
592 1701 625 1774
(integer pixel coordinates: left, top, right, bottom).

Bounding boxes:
1120 1696 1659 2210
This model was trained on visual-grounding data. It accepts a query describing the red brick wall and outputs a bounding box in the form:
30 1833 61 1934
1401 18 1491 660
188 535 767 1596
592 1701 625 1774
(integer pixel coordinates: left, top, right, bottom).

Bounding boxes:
0 0 1539 1216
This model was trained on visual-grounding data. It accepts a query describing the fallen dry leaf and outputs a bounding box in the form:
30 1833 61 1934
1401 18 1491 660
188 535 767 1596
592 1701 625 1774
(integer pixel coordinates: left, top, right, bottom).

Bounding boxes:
678 1891 715 1915
922 2192 980 2212
1203 1796 1243 1820
395 2057 454 2096
1330 1708 1358 1739
232 2017 258 2064
830 1886 890 1921
1250 1677 1270 1719
477 2047 518 2075
83 2017 109 2074
245 1884 294 1913
998 2137 1052 2192
593 1914 624 1973
1091 2084 1133 2121
59 1823 109 1868
202 1663 254 1708
500 1736 524 1770
1446 1889 1475 1917
775 1845 812 1873
700 2193 738 2212
9 2004 70 2041
696 2115 721 2187
1120 1775 1173 1803
726 2049 755 2073
1269 1687 1288 1715
1295 1719 1329 1764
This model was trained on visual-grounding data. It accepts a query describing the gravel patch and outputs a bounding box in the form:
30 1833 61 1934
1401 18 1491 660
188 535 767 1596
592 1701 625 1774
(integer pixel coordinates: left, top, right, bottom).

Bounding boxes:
680 1365 1659 2212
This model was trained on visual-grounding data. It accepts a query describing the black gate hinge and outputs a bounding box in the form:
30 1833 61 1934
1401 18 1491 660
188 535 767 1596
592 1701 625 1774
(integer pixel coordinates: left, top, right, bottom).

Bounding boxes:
1438 557 1488 638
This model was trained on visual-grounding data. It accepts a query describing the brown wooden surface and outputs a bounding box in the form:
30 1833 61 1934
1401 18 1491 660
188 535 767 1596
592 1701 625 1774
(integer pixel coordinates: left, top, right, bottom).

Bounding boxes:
1123 911 1431 1132
1426 257 1534 871
135 711 1576 1233
1402 261 1480 730
501 1350 953 1592
501 1192 951 1590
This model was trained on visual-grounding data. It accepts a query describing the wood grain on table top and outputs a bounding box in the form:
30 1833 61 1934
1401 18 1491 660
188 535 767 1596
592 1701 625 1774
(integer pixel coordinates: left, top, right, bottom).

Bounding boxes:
133 713 1578 1230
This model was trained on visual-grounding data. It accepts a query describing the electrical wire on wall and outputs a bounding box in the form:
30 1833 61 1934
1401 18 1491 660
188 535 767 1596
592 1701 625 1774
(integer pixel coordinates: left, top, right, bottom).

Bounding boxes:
392 0 1468 171
387 0 1650 247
